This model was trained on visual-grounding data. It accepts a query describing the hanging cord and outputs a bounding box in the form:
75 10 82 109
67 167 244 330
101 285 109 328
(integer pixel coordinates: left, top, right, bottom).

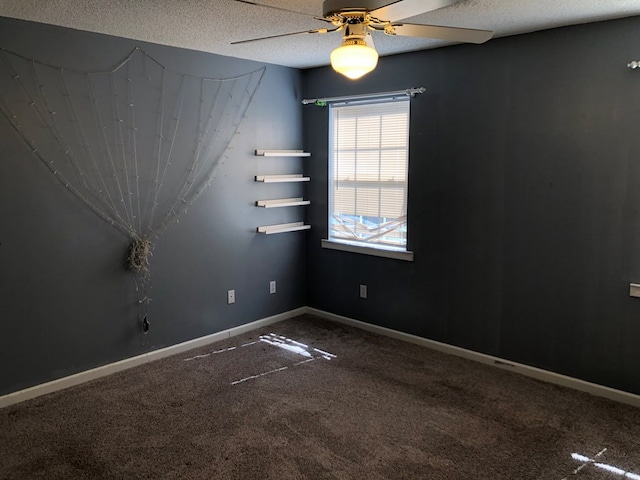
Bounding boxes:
111 72 136 231
0 51 135 238
134 274 152 335
126 59 143 233
87 72 137 234
59 66 132 233
130 238 153 334
150 66 266 237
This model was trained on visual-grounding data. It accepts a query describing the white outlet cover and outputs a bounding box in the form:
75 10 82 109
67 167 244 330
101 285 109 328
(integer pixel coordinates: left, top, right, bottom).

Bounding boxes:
227 289 235 304
270 281 276 294
360 285 367 299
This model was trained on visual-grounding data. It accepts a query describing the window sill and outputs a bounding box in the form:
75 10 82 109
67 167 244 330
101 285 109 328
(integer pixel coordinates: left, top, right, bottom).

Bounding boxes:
321 239 414 262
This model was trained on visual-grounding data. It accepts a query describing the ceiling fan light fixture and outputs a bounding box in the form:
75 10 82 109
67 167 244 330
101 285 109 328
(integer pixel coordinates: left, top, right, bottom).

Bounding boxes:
330 38 378 80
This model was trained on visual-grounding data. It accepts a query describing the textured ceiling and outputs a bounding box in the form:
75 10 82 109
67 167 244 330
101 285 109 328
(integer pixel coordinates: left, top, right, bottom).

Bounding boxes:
1 0 640 68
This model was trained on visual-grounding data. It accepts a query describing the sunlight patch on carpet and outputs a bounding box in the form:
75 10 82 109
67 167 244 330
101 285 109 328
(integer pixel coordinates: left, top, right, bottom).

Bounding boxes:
182 346 236 361
562 448 640 479
231 366 290 385
181 332 337 385
259 333 313 358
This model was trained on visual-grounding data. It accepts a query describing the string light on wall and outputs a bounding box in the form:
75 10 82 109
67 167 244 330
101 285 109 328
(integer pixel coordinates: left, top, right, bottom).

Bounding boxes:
628 60 640 69
0 47 265 332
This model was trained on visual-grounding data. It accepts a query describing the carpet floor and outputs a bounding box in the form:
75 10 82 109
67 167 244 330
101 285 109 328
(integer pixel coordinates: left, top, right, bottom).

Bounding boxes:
1 314 639 479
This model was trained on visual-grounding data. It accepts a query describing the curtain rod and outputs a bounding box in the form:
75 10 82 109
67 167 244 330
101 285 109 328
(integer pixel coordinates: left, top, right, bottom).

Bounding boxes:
301 87 426 105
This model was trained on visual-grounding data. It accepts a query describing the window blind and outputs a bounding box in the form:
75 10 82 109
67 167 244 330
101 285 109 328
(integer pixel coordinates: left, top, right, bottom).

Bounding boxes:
329 98 410 250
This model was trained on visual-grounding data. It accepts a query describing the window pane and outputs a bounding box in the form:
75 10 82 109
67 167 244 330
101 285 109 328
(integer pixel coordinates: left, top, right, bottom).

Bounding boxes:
329 98 410 250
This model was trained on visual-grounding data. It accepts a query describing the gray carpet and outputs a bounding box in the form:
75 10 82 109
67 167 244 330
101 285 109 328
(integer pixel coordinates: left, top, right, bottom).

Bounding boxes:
1 314 639 479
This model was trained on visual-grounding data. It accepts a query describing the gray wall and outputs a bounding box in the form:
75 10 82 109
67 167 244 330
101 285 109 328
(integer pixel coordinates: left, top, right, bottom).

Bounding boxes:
303 17 640 395
0 17 306 395
4 13 640 400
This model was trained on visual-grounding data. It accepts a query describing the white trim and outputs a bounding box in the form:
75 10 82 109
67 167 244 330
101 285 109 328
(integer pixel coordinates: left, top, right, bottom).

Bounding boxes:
307 307 640 409
321 239 414 261
0 307 306 409
4 306 639 410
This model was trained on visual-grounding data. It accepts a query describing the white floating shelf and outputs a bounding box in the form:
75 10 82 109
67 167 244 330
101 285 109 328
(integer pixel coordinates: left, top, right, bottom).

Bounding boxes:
255 150 311 157
256 198 311 208
257 222 311 234
255 174 310 183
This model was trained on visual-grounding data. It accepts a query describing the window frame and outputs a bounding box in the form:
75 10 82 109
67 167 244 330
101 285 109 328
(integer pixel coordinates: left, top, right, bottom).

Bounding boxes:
322 96 414 262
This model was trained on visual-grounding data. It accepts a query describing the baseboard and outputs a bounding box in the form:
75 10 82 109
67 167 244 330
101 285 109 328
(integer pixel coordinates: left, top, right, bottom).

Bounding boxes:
5 306 639 410
307 307 640 409
0 307 307 409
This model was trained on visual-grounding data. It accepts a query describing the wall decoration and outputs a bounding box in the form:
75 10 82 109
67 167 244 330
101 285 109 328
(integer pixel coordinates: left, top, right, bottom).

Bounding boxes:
0 47 265 329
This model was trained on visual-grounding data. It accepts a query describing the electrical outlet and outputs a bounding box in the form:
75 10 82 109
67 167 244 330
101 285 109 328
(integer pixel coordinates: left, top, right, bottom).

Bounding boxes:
270 281 276 294
359 284 367 299
227 289 235 304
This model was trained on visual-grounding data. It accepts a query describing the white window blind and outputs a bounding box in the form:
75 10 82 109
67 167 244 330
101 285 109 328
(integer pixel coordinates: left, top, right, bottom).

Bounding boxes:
329 97 410 250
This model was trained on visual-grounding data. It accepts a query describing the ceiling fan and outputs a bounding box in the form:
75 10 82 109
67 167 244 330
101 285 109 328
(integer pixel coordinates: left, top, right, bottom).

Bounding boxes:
231 0 493 79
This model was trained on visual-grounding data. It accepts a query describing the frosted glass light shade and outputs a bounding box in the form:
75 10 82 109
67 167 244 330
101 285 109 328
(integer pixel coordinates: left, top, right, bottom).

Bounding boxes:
330 43 379 80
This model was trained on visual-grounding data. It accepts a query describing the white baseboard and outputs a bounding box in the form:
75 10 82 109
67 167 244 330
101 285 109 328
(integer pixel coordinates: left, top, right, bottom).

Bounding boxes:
307 307 640 409
0 307 306 409
4 306 639 410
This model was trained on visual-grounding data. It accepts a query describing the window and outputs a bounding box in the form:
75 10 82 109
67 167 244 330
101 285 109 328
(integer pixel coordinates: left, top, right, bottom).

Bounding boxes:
324 97 413 261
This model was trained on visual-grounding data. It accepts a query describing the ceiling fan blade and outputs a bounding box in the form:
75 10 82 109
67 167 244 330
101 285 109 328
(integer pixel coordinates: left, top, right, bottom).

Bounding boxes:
234 0 333 23
370 0 462 22
390 23 493 44
231 27 338 45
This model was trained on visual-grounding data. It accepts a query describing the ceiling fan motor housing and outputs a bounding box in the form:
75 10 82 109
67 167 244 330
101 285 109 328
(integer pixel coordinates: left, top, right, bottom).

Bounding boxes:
342 23 369 40
322 0 390 17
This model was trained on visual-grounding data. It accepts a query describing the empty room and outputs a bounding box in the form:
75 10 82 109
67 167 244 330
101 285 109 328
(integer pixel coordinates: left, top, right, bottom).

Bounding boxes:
1 1 640 478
